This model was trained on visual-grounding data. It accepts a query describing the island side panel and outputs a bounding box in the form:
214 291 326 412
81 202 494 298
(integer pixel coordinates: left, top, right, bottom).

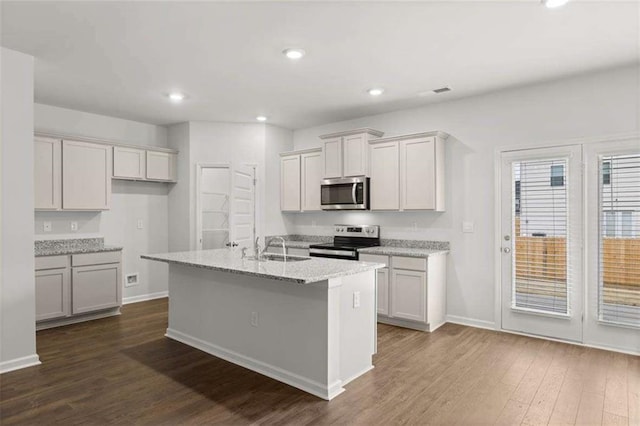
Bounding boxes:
165 264 336 399
337 270 376 385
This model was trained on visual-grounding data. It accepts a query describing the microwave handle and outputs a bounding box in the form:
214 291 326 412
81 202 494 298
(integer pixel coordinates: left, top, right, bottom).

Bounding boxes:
352 183 357 204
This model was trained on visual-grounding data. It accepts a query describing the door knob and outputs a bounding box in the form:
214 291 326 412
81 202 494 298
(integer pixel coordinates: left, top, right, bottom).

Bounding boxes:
503 247 511 253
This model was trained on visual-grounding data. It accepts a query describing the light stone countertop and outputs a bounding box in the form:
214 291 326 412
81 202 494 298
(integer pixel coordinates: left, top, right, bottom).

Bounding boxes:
141 249 384 284
357 246 449 258
35 238 123 257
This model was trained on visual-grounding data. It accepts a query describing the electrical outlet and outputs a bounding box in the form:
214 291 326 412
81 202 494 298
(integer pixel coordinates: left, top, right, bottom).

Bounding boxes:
137 219 144 230
250 311 259 327
125 273 139 288
43 222 52 232
412 222 418 230
70 221 78 231
353 291 361 308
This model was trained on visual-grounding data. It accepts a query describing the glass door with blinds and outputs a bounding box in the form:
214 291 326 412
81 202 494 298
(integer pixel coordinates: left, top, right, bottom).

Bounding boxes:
500 145 583 342
585 140 640 353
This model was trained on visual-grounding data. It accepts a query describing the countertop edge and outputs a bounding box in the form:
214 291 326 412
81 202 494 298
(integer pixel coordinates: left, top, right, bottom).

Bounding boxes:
35 246 124 257
141 255 384 284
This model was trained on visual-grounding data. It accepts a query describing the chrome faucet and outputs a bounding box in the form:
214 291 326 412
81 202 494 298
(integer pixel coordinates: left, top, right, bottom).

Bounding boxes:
262 236 286 260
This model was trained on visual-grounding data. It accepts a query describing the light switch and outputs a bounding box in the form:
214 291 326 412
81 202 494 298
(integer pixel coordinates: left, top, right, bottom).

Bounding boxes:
137 219 144 229
462 221 474 233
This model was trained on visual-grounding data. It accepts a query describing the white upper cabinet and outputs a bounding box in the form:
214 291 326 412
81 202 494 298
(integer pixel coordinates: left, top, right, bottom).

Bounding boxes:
369 141 400 210
301 150 322 211
322 137 342 178
146 151 176 182
342 133 368 177
320 128 384 178
62 140 112 211
34 136 62 210
280 153 301 211
113 146 146 180
369 131 447 212
280 148 322 212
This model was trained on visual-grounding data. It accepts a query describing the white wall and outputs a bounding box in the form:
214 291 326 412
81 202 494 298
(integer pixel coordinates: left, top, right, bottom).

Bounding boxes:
265 125 294 236
33 104 170 301
0 48 38 372
290 65 640 326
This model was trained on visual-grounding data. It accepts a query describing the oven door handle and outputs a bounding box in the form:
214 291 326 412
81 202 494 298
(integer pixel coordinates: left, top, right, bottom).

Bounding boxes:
351 183 357 205
309 248 357 258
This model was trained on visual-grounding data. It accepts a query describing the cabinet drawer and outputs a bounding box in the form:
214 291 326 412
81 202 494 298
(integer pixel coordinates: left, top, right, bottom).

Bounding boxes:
360 254 389 267
35 255 68 271
72 251 121 267
392 256 426 271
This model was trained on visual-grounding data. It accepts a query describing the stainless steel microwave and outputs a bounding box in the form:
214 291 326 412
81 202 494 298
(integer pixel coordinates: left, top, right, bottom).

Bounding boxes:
320 176 369 210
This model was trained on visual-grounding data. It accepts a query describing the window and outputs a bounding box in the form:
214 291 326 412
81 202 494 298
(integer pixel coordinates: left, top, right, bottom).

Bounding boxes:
599 154 640 327
550 164 564 187
602 161 611 185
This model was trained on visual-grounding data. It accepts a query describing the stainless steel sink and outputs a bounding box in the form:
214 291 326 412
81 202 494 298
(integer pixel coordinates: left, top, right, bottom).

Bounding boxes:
246 254 311 262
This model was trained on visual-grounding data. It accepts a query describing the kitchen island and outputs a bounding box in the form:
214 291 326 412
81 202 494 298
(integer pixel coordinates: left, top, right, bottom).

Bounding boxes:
142 249 383 400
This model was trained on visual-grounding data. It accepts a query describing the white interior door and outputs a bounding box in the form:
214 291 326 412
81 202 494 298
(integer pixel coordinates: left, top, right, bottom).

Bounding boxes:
229 164 256 249
500 145 583 342
584 140 640 353
197 165 230 250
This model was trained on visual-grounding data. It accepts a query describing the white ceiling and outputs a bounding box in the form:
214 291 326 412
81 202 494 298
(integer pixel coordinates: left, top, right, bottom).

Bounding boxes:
1 1 638 129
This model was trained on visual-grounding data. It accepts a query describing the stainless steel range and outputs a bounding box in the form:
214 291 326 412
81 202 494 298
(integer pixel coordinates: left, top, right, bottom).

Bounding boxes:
308 225 380 261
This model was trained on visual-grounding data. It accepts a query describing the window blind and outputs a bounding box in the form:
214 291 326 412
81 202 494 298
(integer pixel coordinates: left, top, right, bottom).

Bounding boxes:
512 159 570 315
599 154 640 328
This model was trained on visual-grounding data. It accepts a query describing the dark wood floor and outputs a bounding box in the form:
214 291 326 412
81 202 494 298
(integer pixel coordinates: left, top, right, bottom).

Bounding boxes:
1 298 638 425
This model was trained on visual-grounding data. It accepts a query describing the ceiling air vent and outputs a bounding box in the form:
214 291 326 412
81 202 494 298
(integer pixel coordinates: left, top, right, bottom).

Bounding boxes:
432 86 452 94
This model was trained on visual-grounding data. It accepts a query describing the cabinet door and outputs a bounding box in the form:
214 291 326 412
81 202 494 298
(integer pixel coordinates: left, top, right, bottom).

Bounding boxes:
323 137 342 178
34 137 61 210
280 154 301 211
401 137 436 210
35 268 70 321
370 141 400 210
391 269 426 322
72 263 121 314
62 140 112 210
343 133 367 177
146 151 176 181
113 146 146 179
301 151 322 211
377 267 390 316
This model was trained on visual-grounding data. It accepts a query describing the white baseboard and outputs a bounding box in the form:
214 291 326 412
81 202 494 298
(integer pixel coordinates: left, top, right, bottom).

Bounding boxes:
501 329 640 356
446 315 497 331
0 354 41 374
165 328 344 400
123 291 168 305
36 308 121 331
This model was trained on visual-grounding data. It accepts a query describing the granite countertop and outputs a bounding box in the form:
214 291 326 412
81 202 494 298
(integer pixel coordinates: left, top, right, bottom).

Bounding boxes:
358 246 449 258
265 234 331 249
141 249 384 284
35 238 123 257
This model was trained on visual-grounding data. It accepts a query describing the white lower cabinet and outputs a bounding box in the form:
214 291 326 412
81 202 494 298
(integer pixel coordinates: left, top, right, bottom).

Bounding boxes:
360 253 447 332
35 251 122 328
35 256 70 321
376 267 390 316
391 269 426 322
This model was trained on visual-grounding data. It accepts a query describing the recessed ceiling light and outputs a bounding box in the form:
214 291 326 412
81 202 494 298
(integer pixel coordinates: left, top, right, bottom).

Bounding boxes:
367 88 384 96
283 48 306 60
541 0 569 8
256 116 267 122
168 92 185 102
